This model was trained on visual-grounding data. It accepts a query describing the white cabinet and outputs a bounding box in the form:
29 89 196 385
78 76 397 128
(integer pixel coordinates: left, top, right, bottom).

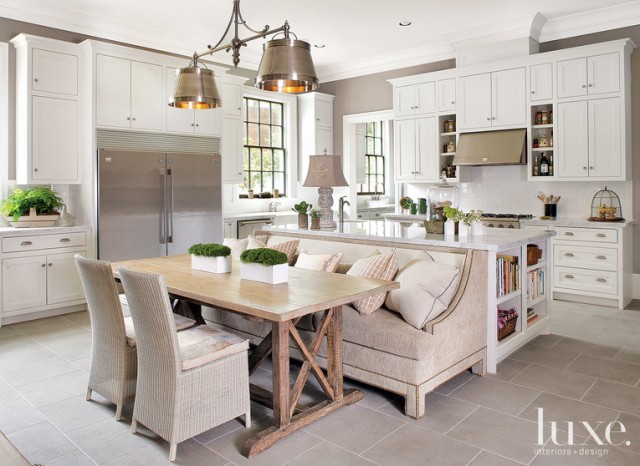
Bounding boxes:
458 68 526 130
298 92 335 179
557 98 621 179
394 117 437 182
437 78 456 112
221 78 244 119
394 82 435 117
11 34 82 184
222 117 244 183
530 63 553 101
557 53 620 99
1 230 88 323
96 54 163 131
165 67 222 136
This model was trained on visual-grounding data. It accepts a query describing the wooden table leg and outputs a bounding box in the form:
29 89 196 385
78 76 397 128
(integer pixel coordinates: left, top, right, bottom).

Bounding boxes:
326 305 343 399
271 321 291 428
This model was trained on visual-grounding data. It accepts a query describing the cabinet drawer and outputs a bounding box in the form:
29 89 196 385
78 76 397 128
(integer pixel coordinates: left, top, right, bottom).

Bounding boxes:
2 232 86 252
555 227 617 243
554 244 617 271
554 266 617 295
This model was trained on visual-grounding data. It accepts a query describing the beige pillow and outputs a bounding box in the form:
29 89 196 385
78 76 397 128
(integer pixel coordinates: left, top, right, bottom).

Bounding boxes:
385 258 460 329
346 250 398 315
223 238 249 257
246 234 269 250
266 238 300 264
294 251 343 273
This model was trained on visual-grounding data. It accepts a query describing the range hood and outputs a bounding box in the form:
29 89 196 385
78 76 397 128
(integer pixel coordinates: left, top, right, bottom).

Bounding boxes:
453 129 526 166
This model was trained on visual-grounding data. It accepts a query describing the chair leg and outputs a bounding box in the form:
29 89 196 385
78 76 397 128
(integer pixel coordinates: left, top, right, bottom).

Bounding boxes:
245 409 251 428
85 387 92 401
169 443 177 462
131 418 137 434
115 403 123 421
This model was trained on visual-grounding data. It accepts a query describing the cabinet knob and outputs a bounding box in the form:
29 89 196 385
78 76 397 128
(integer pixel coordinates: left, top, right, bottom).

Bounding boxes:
563 252 574 257
451 101 455 105
195 124 199 127
563 231 574 236
191 123 195 127
316 118 320 121
48 263 52 267
531 91 535 94
34 78 39 82
564 274 574 279
132 117 136 121
596 255 607 260
238 172 242 175
486 117 491 121
34 168 38 172
589 166 594 170
588 84 593 88
583 166 587 170
126 117 131 121
41 264 46 268
582 85 587 88
595 277 607 283
491 117 496 120
596 233 606 238
21 241 33 246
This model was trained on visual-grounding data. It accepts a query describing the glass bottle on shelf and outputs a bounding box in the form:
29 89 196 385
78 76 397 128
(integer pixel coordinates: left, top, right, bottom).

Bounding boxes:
540 153 549 176
549 154 554 176
533 155 539 176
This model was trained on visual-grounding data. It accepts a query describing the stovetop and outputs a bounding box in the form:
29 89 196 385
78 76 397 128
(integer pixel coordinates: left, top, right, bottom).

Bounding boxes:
481 213 534 220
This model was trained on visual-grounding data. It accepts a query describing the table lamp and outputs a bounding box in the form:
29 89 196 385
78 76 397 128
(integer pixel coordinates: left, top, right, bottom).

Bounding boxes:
303 153 349 229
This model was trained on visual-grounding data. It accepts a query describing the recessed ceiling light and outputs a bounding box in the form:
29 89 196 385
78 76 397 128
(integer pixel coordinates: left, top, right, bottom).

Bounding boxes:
399 20 412 27
314 44 326 48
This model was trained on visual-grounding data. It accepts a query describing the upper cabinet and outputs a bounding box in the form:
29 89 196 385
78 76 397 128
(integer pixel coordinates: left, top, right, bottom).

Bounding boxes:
557 53 620 99
437 78 456 113
458 67 526 131
96 54 163 131
297 92 335 180
530 63 553 101
11 34 82 184
394 82 435 118
394 117 438 182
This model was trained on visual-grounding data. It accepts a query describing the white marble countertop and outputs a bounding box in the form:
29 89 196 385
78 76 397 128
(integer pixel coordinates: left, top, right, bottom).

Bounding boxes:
382 213 428 223
521 217 635 228
265 221 555 251
357 204 395 211
224 211 298 221
0 225 90 237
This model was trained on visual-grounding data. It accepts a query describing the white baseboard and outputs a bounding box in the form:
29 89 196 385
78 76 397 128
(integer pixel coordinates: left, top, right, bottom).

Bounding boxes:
633 273 640 299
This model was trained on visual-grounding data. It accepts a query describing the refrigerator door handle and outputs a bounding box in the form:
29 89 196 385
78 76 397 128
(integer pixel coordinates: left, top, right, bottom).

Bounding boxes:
168 168 174 243
159 168 167 244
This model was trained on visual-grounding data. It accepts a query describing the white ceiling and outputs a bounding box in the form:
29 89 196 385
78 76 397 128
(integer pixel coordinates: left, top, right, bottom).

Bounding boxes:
1 0 640 82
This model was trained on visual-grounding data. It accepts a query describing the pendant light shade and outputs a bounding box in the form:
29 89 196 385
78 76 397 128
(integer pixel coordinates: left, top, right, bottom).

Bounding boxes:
169 66 222 109
255 38 319 93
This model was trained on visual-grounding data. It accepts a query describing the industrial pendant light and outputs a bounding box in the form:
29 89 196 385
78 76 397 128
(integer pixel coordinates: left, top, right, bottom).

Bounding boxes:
170 0 318 109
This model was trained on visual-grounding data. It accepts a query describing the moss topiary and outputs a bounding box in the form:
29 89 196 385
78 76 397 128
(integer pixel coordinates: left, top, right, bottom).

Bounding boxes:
188 243 231 257
240 248 288 266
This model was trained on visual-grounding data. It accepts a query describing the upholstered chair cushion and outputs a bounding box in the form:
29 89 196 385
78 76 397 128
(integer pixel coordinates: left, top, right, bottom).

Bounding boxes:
346 250 398 315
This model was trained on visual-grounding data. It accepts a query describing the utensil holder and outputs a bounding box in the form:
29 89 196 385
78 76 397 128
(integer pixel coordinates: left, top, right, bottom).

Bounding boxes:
544 204 557 218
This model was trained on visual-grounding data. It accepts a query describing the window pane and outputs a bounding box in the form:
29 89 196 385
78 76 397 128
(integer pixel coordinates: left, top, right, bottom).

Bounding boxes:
271 126 282 148
243 148 249 170
271 104 282 126
262 149 273 171
259 101 270 123
247 99 259 122
250 148 261 170
260 124 271 146
377 157 384 173
247 123 259 146
366 137 374 154
273 150 284 171
262 171 272 193
274 172 285 194
366 122 374 136
374 138 381 155
250 172 261 191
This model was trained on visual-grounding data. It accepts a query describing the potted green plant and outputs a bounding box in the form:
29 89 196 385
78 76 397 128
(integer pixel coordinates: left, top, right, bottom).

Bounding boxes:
291 201 312 229
442 206 462 236
466 209 484 236
239 247 289 284
188 243 232 274
0 186 65 227
309 209 321 230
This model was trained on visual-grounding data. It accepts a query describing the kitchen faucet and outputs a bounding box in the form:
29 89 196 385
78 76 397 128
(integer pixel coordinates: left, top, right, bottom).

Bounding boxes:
371 182 385 201
338 196 350 224
268 201 281 212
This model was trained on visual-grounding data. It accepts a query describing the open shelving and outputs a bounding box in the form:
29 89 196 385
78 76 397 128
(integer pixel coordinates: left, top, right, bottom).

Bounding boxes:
438 114 459 182
528 103 556 180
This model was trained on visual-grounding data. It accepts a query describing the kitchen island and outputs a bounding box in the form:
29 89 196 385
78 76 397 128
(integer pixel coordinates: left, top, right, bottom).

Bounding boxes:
267 222 556 372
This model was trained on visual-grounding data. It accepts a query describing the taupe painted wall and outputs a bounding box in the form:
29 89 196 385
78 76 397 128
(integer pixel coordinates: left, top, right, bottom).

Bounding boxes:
322 25 640 274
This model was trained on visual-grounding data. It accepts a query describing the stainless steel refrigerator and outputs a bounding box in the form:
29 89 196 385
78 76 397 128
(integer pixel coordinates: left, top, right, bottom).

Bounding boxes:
98 149 222 261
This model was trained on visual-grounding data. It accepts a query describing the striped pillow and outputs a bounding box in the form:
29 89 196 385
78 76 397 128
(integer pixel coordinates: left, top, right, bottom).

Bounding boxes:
346 250 398 315
267 239 300 265
246 235 269 250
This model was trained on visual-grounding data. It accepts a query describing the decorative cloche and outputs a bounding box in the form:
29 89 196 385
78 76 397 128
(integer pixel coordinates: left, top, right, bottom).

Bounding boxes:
427 174 460 220
589 186 624 222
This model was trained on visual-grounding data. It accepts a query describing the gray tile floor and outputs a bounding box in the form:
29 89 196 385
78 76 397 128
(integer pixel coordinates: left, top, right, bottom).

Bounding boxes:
1 300 640 465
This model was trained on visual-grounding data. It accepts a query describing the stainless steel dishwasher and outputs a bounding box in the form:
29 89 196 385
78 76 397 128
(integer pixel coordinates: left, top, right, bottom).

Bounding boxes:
237 218 273 238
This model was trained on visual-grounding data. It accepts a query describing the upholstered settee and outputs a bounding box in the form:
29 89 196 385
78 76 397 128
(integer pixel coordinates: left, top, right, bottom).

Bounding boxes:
204 230 488 419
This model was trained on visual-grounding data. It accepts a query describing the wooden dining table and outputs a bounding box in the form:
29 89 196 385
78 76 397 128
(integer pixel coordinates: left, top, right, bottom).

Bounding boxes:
111 254 399 457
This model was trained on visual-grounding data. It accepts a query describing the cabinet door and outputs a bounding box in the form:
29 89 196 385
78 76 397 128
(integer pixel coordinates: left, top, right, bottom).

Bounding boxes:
589 98 621 178
130 61 162 131
394 85 416 118
315 98 333 129
165 68 195 133
437 78 456 112
492 68 526 127
32 48 78 96
222 117 244 183
47 252 86 305
2 256 47 312
394 119 416 181
32 96 78 182
414 117 437 182
530 63 553 101
96 55 131 127
588 53 620 95
557 58 587 99
458 73 492 130
557 100 588 178
221 80 243 118
315 127 333 154
415 81 436 115
195 109 222 136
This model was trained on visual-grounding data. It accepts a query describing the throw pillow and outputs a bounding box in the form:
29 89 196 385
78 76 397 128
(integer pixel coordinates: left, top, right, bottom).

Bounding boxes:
266 239 300 264
294 250 343 273
246 235 269 250
385 258 460 329
223 238 249 257
346 250 398 315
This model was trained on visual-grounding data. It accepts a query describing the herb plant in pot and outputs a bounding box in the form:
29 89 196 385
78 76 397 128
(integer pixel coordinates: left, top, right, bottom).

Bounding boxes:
0 186 65 227
467 210 484 236
239 248 288 284
442 206 462 236
291 201 312 229
309 209 321 230
188 243 232 274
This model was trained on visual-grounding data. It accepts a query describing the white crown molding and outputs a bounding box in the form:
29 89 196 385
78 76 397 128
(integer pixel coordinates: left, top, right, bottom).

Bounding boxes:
540 0 640 42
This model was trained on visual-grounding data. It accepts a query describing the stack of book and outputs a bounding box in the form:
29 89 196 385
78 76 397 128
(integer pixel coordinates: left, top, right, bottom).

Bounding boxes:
527 307 538 324
526 268 545 301
497 255 519 298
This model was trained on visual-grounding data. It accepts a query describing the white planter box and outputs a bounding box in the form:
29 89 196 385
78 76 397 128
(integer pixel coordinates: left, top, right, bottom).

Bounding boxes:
240 262 288 284
191 255 232 274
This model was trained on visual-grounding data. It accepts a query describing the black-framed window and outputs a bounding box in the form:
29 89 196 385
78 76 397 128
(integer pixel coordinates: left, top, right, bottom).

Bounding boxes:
240 97 286 197
357 121 385 195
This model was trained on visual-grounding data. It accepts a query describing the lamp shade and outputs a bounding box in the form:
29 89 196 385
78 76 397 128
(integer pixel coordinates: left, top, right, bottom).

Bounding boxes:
169 66 222 109
303 155 349 187
255 38 319 93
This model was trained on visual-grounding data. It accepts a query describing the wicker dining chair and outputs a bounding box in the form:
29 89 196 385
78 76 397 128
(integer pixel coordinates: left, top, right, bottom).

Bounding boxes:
118 267 251 462
74 255 195 420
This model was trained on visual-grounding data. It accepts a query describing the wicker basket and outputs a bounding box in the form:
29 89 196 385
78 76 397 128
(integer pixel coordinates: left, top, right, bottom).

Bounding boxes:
498 313 518 340
527 244 543 266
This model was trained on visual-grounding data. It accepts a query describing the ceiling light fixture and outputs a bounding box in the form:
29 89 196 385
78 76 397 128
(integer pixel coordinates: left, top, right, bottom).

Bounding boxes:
399 20 412 27
169 0 318 109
